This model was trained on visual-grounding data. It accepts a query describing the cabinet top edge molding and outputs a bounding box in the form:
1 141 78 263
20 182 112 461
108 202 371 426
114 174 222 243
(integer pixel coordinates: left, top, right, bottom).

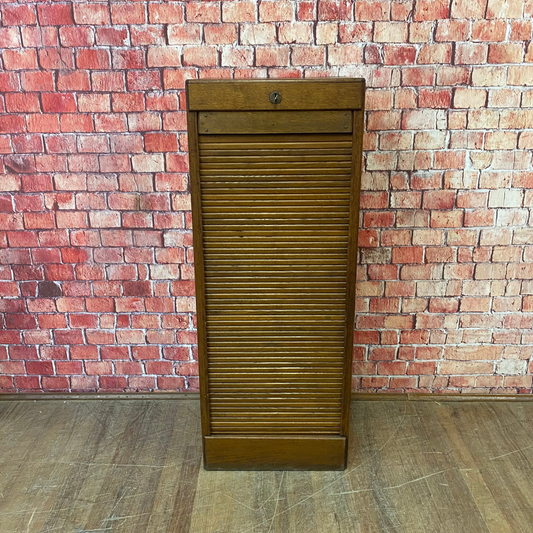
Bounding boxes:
187 78 366 112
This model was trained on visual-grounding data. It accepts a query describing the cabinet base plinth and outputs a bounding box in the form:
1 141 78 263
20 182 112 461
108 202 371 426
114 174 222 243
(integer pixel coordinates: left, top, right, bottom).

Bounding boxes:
204 436 347 471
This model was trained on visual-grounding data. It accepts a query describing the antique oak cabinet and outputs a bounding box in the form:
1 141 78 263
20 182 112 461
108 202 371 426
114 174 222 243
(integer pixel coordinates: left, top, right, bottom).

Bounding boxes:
186 79 365 470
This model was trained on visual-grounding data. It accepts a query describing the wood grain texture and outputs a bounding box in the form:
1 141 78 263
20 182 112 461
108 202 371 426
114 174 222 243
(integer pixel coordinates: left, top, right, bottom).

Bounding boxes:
204 436 346 470
187 79 365 470
198 111 352 134
187 79 365 111
2 398 533 532
188 109 212 439
341 106 366 439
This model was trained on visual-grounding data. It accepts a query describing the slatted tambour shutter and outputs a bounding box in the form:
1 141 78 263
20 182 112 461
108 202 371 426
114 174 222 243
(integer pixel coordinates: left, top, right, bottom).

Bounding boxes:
187 79 365 470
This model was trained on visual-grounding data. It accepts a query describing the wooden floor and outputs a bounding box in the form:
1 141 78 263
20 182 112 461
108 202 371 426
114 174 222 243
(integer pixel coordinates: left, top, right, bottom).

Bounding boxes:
1 399 533 532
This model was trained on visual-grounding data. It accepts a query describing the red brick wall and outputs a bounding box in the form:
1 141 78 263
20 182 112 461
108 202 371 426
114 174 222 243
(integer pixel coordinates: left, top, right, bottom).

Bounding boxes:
1 0 532 394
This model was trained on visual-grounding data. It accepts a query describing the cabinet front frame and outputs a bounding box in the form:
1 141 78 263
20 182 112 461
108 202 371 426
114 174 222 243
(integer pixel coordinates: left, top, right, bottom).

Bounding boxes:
186 79 366 469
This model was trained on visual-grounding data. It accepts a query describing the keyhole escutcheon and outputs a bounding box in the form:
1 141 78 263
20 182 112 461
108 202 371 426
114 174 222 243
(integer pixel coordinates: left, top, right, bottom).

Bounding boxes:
269 91 282 105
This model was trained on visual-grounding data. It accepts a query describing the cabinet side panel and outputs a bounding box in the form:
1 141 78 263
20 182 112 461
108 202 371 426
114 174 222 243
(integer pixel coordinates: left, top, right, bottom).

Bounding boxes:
340 96 366 441
187 109 211 439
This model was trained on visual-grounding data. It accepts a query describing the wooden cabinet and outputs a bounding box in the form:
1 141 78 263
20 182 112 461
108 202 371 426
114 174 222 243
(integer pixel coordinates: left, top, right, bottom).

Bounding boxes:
186 79 365 470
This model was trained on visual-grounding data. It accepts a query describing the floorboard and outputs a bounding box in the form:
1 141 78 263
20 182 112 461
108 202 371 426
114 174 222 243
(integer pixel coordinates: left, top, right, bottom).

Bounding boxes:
1 399 533 532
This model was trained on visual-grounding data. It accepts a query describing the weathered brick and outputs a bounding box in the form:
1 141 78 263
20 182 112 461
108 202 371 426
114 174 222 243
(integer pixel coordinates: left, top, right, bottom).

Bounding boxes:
374 22 408 42
186 2 221 22
73 3 110 25
111 3 146 24
2 5 37 26
37 4 73 25
3 49 38 70
455 43 488 65
240 23 277 45
486 0 523 19
415 0 449 20
454 88 487 109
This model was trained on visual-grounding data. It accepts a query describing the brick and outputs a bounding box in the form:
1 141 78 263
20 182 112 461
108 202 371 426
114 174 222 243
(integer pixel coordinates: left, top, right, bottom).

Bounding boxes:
186 2 221 22
472 20 507 41
402 67 435 86
280 22 314 43
37 154 69 172
12 133 44 153
472 66 506 87
204 24 238 45
391 1 413 21
147 47 182 68
20 26 54 48
39 49 75 70
128 112 160 132
260 1 293 21
454 88 487 109
223 2 256 22
435 20 470 42
354 0 389 20
97 27 129 46
0 72 21 93
513 17 532 37
256 47 290 67
330 45 366 66
183 46 218 67
57 71 91 92
2 5 37 25
455 43 488 65
487 0 523 18
292 46 325 66
451 0 487 18
418 44 452 64
402 109 437 129
76 49 110 70
147 94 179 113
339 22 373 42
415 0 449 20
374 22 407 42
132 154 164 172
0 27 21 48
367 111 401 131
3 49 38 70
37 4 73 25
383 45 416 65
42 93 77 114
111 3 145 24
509 66 533 86
489 43 524 64
241 24 277 45
318 0 353 20
168 24 202 45
73 3 110 25
6 94 40 114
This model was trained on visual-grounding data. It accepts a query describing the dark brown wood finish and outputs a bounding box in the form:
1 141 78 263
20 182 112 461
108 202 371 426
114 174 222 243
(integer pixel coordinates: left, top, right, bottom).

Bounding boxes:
198 110 353 135
186 79 366 470
187 79 365 111
187 108 211 440
340 107 366 442
204 436 346 470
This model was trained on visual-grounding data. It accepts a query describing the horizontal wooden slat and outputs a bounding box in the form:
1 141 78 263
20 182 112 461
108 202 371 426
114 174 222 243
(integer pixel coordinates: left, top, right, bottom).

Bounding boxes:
197 130 353 440
199 110 352 134
199 133 353 144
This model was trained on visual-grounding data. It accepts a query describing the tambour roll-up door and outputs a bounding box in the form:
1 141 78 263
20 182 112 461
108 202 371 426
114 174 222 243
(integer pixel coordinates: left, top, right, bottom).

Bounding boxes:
186 79 365 470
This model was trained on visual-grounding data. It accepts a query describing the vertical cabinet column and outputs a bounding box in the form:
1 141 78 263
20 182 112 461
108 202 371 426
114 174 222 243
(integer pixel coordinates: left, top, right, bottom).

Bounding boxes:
187 79 365 470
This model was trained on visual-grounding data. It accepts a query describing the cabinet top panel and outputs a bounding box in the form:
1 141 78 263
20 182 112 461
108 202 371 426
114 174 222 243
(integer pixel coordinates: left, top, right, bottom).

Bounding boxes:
187 78 366 112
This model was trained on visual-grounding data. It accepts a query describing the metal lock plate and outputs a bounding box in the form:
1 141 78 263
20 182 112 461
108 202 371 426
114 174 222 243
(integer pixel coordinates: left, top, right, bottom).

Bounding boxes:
269 91 282 105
